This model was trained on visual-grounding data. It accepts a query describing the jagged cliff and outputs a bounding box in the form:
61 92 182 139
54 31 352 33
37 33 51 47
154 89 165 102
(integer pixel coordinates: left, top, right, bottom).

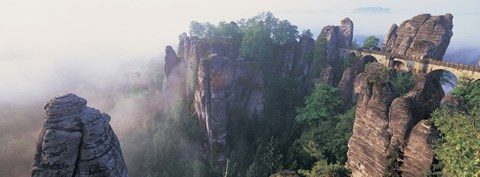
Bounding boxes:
164 34 264 161
31 94 128 177
383 13 453 59
163 29 316 161
319 18 354 85
346 14 453 177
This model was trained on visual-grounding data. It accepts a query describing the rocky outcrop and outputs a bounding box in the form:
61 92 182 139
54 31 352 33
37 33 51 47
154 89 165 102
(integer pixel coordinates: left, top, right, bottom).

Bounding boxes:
347 14 452 177
400 120 435 177
338 56 375 110
382 13 453 59
346 64 443 177
319 18 354 85
294 36 316 84
31 94 128 177
194 54 263 161
347 63 396 176
163 46 185 94
272 36 315 86
166 29 318 161
166 35 263 161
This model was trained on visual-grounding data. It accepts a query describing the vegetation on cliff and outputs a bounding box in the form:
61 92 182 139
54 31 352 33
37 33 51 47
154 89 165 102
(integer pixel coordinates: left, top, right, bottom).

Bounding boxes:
140 12 472 177
431 77 480 176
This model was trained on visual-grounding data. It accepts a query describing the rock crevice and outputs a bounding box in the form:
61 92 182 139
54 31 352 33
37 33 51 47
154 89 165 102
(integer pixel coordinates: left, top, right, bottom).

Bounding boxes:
31 94 128 177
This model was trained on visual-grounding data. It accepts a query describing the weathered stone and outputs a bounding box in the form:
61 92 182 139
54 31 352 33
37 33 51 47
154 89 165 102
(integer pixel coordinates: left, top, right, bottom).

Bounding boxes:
169 34 264 161
382 13 453 60
294 36 316 84
347 63 396 177
340 17 354 48
163 45 186 94
338 67 354 110
193 54 263 161
347 63 444 176
400 120 435 177
31 94 128 177
318 18 354 85
347 14 452 176
272 36 315 92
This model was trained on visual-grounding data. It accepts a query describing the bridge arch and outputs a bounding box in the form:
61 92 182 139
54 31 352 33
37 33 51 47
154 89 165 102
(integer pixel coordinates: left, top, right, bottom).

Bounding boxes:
360 55 378 64
427 69 459 93
349 52 357 59
392 60 409 73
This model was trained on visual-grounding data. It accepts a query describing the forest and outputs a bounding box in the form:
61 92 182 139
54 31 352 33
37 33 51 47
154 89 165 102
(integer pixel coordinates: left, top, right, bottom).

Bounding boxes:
126 12 480 177
1 11 478 177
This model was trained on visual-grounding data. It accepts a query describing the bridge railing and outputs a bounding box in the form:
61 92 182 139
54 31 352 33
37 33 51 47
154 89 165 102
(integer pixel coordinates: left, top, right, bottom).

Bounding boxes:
339 48 480 72
426 58 480 72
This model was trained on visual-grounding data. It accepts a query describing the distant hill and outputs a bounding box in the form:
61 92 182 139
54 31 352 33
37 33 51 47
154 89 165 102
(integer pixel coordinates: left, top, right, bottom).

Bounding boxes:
353 7 390 14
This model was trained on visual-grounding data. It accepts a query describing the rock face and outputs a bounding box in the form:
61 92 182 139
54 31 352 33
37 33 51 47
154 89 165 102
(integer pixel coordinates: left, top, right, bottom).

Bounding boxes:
382 13 453 59
31 94 128 177
272 36 315 88
164 29 318 160
319 18 354 85
165 35 264 161
346 64 443 177
194 55 263 161
347 63 397 176
163 46 185 94
347 14 452 177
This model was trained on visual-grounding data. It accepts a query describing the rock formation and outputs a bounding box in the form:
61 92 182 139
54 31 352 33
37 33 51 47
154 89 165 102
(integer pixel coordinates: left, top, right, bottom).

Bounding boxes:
163 45 185 94
194 54 263 161
163 26 318 160
347 14 453 177
382 13 453 59
319 18 354 85
165 34 264 161
272 36 315 88
346 63 397 176
31 94 128 177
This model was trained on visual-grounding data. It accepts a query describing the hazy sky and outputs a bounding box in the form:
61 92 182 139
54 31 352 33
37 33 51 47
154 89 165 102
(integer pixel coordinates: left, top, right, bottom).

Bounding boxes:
1 0 479 103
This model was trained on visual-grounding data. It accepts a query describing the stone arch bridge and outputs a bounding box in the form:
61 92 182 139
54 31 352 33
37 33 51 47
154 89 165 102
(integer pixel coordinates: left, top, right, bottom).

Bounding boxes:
339 48 480 82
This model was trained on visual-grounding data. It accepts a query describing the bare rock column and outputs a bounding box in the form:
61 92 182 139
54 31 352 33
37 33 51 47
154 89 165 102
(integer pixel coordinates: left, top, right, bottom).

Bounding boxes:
31 93 128 177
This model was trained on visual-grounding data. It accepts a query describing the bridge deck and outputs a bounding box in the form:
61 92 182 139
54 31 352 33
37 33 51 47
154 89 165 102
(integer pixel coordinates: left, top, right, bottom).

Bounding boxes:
339 48 480 81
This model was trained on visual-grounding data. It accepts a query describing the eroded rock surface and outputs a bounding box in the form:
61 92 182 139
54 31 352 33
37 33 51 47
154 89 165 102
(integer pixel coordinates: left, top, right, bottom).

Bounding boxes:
319 18 354 85
382 13 453 59
347 63 396 176
166 35 263 161
347 13 452 177
31 94 128 177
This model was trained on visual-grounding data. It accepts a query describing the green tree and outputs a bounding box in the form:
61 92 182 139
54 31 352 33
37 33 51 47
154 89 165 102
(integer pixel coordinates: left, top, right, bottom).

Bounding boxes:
189 21 206 37
391 72 416 95
216 21 242 40
363 36 379 49
300 29 313 38
431 77 480 176
247 138 283 177
295 83 341 126
298 159 350 177
312 33 328 78
271 20 298 45
240 21 273 62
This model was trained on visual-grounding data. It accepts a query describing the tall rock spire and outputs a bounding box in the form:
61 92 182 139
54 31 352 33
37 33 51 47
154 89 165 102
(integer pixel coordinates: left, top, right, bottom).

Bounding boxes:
31 94 128 177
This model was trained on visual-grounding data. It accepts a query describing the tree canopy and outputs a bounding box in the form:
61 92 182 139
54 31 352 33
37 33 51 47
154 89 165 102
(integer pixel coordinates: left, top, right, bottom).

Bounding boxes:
363 36 379 49
431 77 480 176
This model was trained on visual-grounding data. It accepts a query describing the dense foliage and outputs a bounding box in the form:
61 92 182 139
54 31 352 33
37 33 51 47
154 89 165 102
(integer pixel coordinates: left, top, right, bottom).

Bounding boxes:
312 33 328 78
295 84 355 169
142 12 356 177
431 77 480 176
363 36 379 49
391 72 416 95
